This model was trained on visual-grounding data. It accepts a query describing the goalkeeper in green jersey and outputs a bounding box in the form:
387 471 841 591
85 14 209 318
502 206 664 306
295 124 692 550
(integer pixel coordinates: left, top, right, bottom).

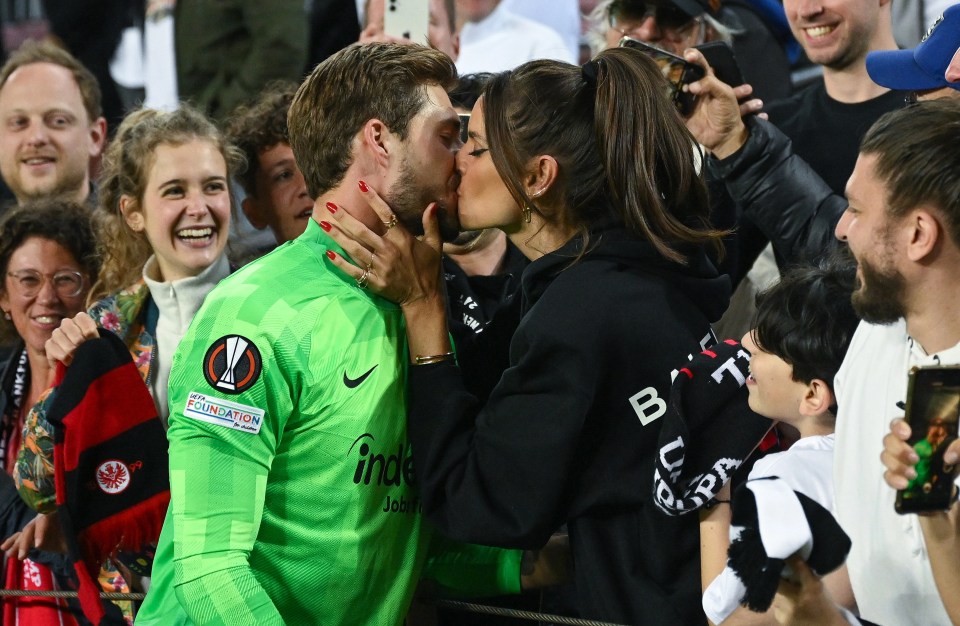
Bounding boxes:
137 43 525 625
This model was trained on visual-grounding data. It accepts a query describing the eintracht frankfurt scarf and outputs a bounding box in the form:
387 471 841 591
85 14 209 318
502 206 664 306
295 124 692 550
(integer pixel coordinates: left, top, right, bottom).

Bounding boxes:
47 329 169 624
653 339 773 515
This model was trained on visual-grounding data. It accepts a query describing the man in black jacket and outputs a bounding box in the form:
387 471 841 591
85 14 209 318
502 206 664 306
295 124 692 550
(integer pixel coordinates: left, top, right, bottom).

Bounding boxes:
686 1 960 273
685 0 902 274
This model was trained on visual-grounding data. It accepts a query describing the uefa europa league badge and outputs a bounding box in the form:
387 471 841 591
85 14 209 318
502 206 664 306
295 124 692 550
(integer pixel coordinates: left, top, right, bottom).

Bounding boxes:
203 335 263 394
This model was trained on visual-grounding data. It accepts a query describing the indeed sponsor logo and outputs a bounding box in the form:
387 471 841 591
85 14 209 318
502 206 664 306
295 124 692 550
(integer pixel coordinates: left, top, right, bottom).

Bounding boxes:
348 433 415 487
183 391 265 434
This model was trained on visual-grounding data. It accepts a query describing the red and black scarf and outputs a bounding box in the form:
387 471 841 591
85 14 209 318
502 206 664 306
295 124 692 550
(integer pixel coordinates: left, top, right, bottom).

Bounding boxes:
46 329 169 624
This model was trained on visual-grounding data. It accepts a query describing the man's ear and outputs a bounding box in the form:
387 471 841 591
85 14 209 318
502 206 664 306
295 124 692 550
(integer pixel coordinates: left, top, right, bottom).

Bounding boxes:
906 207 943 263
88 117 107 158
523 155 559 201
119 195 144 232
799 378 835 417
241 196 268 231
360 119 393 171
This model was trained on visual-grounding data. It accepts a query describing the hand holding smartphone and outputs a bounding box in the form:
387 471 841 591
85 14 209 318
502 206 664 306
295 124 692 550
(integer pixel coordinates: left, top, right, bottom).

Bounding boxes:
895 366 960 514
618 36 704 116
695 41 745 87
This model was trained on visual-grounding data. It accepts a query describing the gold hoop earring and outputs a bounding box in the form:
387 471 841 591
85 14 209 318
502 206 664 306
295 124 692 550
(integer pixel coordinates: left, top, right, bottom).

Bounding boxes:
522 206 532 224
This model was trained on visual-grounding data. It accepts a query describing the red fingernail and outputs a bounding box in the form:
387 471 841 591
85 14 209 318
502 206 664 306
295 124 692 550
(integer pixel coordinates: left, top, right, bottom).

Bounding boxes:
326 250 336 260
326 202 338 214
319 220 332 232
358 180 368 192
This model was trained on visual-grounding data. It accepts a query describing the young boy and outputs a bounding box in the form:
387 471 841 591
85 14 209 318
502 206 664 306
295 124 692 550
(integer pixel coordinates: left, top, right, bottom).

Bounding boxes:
701 259 861 625
226 82 314 248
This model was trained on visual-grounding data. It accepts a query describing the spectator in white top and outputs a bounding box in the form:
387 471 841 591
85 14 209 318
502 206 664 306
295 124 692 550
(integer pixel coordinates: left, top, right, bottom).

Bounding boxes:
811 98 960 626
502 0 581 61
455 0 576 74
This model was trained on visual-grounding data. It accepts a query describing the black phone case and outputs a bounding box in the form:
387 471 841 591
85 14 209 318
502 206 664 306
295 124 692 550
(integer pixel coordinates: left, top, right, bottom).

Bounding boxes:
618 37 705 115
895 366 960 514
696 41 745 87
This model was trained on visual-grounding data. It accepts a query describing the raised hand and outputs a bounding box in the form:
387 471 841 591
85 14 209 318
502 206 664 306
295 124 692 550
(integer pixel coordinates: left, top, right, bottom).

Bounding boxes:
44 311 99 383
682 47 755 159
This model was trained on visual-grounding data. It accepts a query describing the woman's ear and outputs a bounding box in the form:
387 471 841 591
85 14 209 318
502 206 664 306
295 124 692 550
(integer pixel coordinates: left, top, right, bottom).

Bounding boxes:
524 155 559 201
119 195 144 232
799 378 835 418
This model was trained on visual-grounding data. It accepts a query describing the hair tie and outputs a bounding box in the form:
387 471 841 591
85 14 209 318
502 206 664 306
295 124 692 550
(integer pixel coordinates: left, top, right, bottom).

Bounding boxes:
581 59 600 87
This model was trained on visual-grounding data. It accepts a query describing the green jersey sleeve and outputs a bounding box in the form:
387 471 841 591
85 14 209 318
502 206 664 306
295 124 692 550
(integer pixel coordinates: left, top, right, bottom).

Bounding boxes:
164 316 294 624
422 534 522 598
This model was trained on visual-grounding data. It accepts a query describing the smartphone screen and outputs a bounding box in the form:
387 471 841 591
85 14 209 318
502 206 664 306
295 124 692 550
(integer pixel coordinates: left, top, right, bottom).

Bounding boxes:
896 366 960 514
384 0 430 45
618 37 704 115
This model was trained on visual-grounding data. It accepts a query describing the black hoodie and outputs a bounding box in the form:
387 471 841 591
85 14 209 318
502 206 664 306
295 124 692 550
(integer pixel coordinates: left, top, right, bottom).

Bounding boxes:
408 226 731 625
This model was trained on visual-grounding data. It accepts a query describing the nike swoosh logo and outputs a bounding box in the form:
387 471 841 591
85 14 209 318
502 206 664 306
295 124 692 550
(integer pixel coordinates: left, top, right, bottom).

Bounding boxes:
343 364 378 388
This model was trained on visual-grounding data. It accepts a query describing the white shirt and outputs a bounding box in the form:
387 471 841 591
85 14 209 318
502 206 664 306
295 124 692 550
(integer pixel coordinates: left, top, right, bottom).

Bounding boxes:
502 0 581 61
703 434 836 623
143 253 230 425
834 319 958 625
456 1 576 75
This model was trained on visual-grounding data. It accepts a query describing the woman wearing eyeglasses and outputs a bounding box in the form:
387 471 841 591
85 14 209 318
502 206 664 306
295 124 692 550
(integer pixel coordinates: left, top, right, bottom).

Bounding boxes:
5 106 241 620
0 200 100 624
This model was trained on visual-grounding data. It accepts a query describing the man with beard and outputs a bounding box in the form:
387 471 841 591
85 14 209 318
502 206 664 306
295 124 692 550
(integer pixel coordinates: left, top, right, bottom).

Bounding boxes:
782 98 960 625
137 43 524 625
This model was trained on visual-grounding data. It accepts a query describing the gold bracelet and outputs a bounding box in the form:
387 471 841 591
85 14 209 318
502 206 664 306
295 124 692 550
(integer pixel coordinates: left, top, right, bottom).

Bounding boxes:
414 351 456 365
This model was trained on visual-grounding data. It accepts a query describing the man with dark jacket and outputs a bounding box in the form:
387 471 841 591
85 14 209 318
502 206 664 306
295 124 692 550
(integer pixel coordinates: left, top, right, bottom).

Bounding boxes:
685 0 902 272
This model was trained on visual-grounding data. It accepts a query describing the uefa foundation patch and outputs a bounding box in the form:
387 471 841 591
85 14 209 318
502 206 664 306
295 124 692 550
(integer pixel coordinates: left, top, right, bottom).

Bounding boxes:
183 391 265 434
203 334 262 394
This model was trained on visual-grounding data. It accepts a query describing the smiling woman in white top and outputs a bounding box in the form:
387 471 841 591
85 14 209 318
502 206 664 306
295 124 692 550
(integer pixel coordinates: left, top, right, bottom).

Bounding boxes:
12 104 244 599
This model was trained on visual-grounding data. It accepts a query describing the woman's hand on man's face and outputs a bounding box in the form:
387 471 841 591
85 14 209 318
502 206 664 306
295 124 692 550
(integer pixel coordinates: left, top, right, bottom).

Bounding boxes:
321 181 445 310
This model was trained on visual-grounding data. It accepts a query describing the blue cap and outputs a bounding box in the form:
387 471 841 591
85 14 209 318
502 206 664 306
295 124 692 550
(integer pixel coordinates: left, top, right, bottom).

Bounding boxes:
866 3 960 92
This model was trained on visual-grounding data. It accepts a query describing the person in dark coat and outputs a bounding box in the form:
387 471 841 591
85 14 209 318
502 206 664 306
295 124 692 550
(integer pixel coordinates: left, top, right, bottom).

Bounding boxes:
323 47 731 624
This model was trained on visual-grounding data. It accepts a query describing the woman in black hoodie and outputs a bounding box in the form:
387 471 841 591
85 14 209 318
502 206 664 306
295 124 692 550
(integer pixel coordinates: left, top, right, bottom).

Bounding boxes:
326 46 730 624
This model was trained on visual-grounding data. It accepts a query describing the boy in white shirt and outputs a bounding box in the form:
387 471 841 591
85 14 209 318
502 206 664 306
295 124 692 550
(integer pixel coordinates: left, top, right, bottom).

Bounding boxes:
700 260 860 625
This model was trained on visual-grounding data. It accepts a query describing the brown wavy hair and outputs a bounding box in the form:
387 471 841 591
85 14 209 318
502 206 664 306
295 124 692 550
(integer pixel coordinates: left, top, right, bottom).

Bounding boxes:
482 47 725 264
91 105 244 303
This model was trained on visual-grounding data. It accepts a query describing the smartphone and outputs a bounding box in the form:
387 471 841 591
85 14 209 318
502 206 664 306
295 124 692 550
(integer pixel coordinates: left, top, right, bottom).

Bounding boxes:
458 113 470 144
695 41 744 87
619 37 705 116
384 0 430 45
895 366 960 514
